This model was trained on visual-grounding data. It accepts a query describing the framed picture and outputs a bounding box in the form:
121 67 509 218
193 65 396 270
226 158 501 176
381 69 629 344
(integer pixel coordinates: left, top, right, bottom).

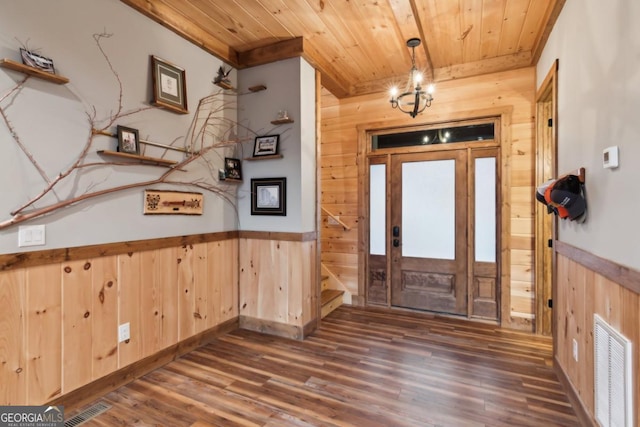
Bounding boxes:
251 177 286 216
20 48 56 74
253 135 279 157
150 55 188 114
224 157 242 180
117 125 140 154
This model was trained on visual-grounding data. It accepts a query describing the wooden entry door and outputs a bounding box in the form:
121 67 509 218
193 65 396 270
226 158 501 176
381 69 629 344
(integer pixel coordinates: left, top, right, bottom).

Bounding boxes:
390 150 468 315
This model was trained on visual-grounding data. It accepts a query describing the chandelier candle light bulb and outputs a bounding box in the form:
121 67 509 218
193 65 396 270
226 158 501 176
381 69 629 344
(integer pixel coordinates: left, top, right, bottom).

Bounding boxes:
389 38 434 118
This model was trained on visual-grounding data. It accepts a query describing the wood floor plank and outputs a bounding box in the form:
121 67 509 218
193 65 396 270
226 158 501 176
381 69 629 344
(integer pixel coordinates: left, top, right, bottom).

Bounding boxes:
67 306 579 426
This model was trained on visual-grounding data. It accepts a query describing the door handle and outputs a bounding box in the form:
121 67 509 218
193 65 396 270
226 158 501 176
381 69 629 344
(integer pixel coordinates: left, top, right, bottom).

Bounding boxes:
393 239 400 247
392 226 400 237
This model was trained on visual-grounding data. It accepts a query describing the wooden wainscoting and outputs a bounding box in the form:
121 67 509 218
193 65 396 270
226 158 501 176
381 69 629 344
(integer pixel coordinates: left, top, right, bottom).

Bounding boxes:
555 241 640 427
0 233 239 408
66 306 580 426
238 231 318 340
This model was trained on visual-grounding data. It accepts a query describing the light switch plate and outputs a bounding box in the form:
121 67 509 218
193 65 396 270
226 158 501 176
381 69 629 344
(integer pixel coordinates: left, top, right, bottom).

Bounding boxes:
603 146 619 169
18 225 46 247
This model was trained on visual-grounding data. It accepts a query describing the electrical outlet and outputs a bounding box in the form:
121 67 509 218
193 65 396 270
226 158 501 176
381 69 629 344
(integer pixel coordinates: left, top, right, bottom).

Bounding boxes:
572 338 578 362
118 322 130 343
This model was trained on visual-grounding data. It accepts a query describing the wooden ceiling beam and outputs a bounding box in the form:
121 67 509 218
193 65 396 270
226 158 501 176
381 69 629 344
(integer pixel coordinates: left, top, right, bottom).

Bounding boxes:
351 50 532 97
237 37 304 68
298 39 352 99
434 51 532 82
531 0 566 64
120 0 240 67
237 37 351 98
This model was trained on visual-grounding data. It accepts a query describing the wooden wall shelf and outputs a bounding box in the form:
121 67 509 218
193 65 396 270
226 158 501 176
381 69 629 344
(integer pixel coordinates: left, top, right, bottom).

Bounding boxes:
270 118 294 125
244 154 283 161
97 150 177 167
214 80 235 91
222 178 242 183
0 59 69 84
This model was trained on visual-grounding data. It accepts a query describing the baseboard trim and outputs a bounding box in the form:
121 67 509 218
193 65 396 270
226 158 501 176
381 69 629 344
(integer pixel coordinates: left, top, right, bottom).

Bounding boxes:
553 355 597 427
48 317 238 412
239 315 317 340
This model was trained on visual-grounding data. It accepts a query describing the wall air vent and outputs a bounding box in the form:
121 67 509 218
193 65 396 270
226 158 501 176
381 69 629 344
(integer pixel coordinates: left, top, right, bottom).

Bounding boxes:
594 314 633 427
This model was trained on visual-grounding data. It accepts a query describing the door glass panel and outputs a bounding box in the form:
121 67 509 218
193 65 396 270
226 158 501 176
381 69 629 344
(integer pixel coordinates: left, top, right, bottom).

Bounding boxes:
402 160 455 259
475 157 496 262
369 164 386 255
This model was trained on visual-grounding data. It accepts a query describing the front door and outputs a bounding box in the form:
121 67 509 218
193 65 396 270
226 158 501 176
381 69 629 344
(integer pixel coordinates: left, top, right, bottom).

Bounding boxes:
389 150 468 314
366 146 500 319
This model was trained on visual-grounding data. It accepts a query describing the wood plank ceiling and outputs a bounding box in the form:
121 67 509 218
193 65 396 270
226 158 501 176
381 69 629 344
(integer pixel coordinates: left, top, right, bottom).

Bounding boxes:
121 0 565 98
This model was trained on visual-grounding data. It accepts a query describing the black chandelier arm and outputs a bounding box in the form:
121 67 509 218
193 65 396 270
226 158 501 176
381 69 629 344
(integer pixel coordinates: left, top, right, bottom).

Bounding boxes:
411 92 420 117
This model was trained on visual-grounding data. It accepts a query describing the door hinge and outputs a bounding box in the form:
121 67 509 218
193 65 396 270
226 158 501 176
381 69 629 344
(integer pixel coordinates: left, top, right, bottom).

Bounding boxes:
548 299 553 308
547 118 553 127
548 239 553 248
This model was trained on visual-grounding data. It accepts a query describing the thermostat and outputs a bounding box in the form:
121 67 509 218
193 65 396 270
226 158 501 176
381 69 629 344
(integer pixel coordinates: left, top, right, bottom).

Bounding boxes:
603 146 619 169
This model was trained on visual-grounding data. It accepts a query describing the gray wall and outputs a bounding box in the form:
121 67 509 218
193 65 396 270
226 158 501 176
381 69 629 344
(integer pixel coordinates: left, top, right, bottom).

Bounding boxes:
0 0 238 255
237 58 317 232
537 0 640 270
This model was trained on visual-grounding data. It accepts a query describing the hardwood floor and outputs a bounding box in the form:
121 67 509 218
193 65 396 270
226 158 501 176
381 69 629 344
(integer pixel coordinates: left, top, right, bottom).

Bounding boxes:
68 306 580 426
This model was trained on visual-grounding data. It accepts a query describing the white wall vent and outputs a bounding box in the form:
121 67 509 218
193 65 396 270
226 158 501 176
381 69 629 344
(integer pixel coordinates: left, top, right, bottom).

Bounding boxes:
594 314 633 427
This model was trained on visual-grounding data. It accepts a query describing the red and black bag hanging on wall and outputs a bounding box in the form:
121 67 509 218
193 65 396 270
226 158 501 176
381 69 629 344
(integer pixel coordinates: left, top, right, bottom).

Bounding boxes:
536 174 587 221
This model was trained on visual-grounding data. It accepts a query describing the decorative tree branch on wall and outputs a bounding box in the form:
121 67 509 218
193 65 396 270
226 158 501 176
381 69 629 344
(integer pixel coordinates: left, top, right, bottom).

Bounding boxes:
0 32 246 230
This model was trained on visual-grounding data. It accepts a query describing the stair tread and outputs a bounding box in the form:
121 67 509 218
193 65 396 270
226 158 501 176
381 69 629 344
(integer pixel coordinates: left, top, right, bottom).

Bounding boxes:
321 289 344 305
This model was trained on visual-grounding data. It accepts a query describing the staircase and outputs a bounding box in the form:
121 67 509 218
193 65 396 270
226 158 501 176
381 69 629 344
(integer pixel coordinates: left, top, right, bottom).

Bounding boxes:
320 275 344 318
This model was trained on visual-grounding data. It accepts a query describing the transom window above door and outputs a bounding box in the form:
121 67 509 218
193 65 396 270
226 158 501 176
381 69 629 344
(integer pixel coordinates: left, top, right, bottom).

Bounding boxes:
372 122 495 150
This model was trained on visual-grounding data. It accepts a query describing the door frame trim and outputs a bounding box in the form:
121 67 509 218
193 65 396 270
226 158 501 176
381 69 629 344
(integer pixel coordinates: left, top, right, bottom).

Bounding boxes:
356 106 514 326
535 59 559 335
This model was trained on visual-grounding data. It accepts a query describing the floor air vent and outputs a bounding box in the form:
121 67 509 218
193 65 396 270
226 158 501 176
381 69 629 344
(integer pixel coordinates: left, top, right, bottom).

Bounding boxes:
594 314 633 427
64 402 111 427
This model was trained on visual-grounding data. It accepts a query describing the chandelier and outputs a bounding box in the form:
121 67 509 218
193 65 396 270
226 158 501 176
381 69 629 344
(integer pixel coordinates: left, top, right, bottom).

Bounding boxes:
389 38 434 118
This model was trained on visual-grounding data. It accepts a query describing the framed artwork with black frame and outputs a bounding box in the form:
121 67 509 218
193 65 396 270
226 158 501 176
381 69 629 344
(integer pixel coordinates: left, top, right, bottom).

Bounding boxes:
117 125 140 154
224 157 242 180
253 135 279 157
251 177 286 216
150 55 188 114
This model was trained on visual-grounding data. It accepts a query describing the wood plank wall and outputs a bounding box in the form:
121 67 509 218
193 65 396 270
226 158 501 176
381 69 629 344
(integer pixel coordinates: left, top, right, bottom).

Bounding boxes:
320 67 536 328
555 242 640 426
238 233 317 340
0 237 238 405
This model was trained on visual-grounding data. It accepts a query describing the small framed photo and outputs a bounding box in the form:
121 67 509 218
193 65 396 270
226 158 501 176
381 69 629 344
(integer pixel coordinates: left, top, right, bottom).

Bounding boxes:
117 125 140 154
150 55 188 114
20 48 55 74
253 135 279 157
251 177 286 216
224 157 242 180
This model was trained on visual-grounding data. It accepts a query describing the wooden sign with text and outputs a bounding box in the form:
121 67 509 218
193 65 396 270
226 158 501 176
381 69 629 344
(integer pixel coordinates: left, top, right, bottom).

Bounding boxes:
144 190 203 215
